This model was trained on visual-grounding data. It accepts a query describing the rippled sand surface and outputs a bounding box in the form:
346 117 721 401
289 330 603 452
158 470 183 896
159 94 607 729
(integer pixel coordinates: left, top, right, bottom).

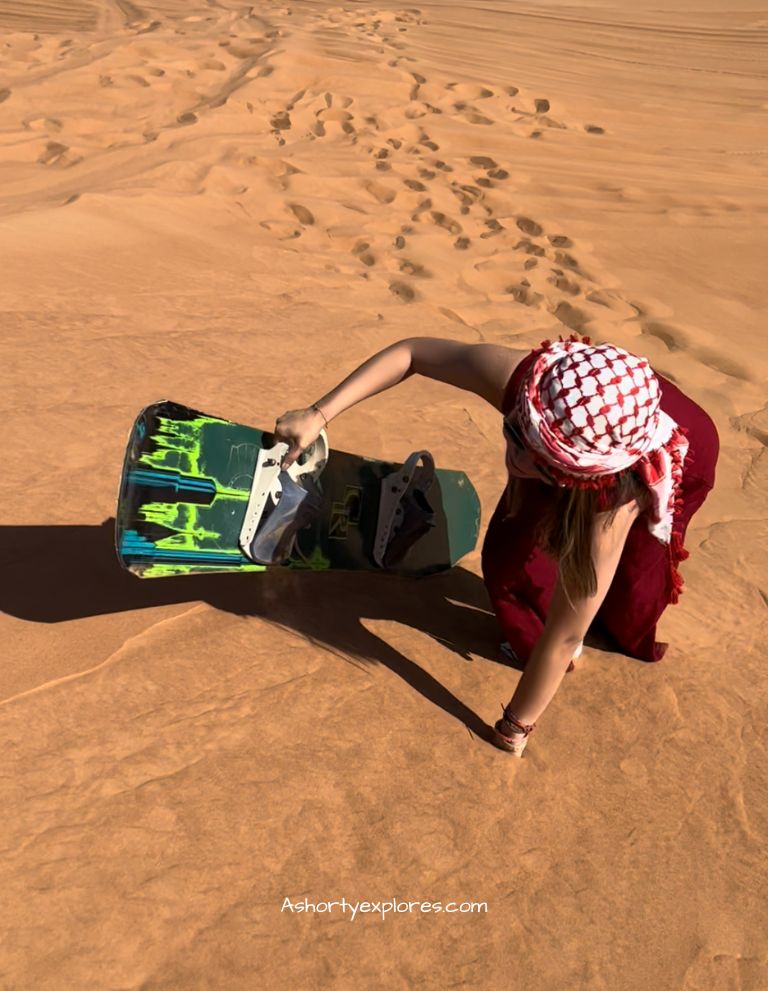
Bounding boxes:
1 1 766 987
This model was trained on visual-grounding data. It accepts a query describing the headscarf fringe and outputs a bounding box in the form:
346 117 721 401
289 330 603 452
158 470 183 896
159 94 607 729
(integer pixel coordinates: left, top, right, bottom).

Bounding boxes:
543 467 617 491
668 530 690 604
530 333 592 359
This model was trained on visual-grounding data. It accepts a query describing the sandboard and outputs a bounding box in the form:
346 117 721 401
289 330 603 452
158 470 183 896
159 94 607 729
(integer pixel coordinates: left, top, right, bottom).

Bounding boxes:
115 401 481 578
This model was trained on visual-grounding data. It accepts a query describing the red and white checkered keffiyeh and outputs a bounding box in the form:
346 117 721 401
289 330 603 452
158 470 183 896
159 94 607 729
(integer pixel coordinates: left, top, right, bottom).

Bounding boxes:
513 335 689 545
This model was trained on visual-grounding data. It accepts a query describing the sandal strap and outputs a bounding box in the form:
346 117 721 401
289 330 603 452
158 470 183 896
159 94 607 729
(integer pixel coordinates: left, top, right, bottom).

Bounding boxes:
499 703 536 735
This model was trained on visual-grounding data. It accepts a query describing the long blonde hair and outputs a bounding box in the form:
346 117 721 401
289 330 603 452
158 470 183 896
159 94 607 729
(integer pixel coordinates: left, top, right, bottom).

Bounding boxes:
503 470 650 601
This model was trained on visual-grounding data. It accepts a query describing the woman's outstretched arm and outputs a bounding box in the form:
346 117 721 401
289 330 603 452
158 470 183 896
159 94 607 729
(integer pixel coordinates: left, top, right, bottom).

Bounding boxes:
311 337 524 423
311 339 415 424
503 500 642 727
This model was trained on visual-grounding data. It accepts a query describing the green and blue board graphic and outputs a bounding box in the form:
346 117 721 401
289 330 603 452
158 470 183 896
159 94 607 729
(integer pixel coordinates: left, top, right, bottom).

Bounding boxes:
116 401 481 579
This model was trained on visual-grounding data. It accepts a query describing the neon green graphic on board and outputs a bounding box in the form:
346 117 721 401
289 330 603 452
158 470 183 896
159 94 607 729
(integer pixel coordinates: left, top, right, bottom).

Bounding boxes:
144 561 266 578
136 414 252 556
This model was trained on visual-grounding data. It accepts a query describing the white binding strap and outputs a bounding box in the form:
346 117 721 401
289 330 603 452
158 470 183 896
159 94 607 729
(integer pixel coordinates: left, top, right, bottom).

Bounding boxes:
239 430 329 561
373 450 434 568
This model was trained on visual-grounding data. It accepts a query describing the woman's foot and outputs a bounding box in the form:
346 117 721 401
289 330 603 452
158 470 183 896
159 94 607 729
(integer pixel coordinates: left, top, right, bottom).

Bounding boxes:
492 721 529 756
491 706 535 756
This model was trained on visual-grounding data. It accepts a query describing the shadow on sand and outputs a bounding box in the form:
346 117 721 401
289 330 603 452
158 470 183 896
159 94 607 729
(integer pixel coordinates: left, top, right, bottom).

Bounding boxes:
0 521 619 744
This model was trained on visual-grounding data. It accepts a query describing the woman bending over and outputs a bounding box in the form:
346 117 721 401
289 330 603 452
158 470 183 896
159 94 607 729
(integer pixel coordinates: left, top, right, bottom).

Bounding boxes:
273 334 718 757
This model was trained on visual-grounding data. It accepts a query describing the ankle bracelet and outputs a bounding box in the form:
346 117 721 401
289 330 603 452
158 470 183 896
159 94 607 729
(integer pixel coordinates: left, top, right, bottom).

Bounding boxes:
500 705 536 736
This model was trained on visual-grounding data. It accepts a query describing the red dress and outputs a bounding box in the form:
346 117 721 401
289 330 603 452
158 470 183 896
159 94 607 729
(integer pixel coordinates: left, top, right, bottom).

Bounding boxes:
480 351 719 663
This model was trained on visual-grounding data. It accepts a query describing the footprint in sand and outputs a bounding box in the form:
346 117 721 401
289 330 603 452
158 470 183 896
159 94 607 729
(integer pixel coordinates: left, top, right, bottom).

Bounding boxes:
389 280 416 302
554 250 590 278
552 301 589 333
480 219 505 240
404 178 428 192
449 182 482 209
410 197 433 220
288 203 314 225
548 234 572 247
399 259 431 278
549 273 581 296
458 107 494 126
351 241 376 266
446 83 495 100
394 235 406 249
517 217 544 237
177 112 198 126
466 157 499 174
505 282 544 307
0 88 11 104
317 107 356 135
515 238 545 257
271 111 291 131
286 89 307 111
585 124 605 134
406 102 442 118
362 180 397 205
430 211 462 235
582 290 640 321
37 141 76 167
640 321 686 352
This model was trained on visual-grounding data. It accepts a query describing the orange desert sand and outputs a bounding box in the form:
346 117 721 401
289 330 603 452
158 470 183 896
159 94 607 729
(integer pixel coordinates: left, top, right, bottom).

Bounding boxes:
1 0 766 988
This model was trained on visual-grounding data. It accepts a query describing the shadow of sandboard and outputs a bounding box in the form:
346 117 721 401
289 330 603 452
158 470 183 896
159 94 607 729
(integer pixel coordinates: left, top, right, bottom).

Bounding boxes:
116 401 481 579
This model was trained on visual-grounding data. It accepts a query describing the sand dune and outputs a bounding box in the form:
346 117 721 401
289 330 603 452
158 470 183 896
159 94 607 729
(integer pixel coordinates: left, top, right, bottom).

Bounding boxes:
1 0 766 988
